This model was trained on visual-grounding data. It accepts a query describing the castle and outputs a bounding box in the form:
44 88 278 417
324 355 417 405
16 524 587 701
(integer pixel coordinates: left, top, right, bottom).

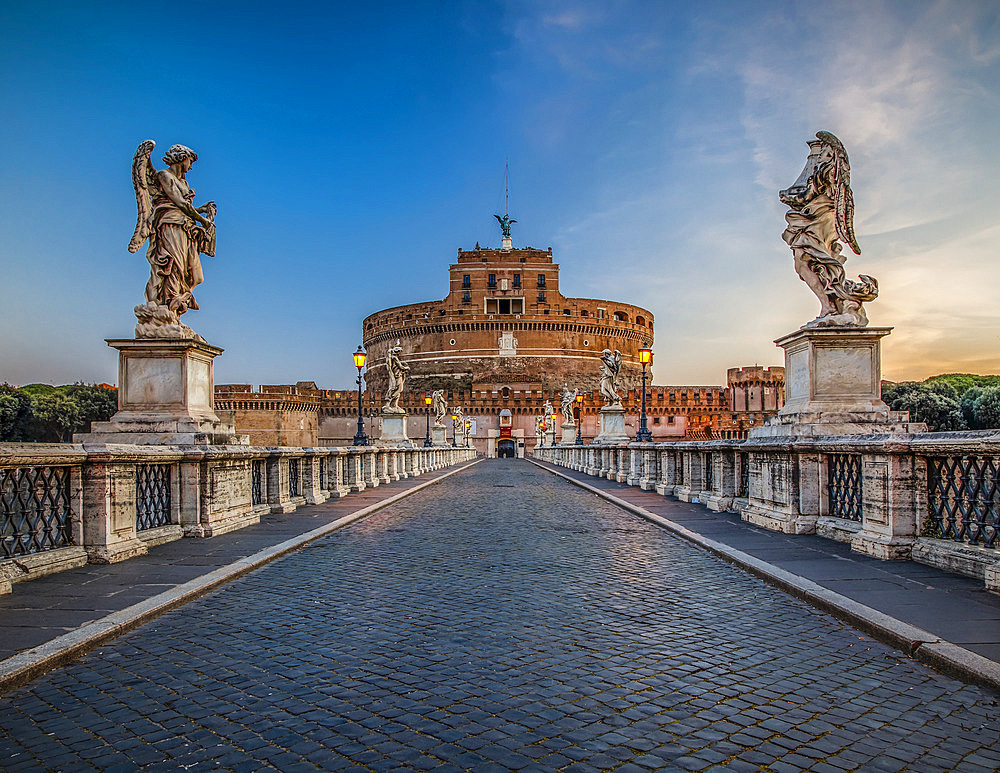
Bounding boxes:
216 231 784 454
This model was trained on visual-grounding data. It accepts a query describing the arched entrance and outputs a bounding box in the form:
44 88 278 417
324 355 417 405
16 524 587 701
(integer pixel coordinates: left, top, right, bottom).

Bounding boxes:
497 439 516 458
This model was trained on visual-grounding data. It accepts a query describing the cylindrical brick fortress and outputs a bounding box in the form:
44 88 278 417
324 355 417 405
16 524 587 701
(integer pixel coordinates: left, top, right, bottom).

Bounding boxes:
362 246 654 396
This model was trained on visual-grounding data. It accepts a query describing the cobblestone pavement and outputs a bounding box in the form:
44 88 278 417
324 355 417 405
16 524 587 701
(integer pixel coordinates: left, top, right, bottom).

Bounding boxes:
1 460 998 772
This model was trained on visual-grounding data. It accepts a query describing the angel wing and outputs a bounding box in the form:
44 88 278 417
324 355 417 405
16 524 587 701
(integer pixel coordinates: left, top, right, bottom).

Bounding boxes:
128 139 157 253
816 131 861 256
494 214 503 225
612 349 623 373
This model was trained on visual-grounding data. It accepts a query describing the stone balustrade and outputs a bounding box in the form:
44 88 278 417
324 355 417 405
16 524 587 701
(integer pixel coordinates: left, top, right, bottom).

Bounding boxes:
534 432 1000 591
0 444 475 594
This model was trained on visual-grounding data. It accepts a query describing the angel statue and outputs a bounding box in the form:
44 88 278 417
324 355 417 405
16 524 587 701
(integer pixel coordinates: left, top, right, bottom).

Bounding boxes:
454 406 465 437
129 140 216 339
494 213 516 239
382 342 410 414
431 389 448 427
543 400 554 422
779 131 878 328
560 385 578 425
599 349 623 407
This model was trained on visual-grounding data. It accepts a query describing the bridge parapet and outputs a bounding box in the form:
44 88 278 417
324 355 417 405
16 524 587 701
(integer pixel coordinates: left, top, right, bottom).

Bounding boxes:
533 431 1000 592
0 443 475 594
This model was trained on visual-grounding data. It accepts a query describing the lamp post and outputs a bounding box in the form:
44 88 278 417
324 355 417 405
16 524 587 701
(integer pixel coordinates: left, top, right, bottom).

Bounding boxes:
575 392 584 444
637 343 653 442
552 413 559 446
352 345 369 446
451 414 457 447
464 419 472 448
423 394 432 447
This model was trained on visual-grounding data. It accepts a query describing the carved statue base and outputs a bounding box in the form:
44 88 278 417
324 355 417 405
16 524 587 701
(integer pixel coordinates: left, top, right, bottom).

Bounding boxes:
432 425 448 446
750 327 922 438
561 422 577 445
380 413 412 446
594 406 629 444
75 338 247 445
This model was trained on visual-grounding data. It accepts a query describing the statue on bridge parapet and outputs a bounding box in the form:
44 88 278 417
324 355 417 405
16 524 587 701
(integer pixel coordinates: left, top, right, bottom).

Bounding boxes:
560 385 578 425
599 349 623 408
432 389 448 427
382 341 410 415
129 140 217 340
779 130 877 328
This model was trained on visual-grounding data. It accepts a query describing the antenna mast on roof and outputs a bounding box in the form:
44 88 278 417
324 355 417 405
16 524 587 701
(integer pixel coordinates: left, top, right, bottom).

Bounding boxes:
494 158 516 250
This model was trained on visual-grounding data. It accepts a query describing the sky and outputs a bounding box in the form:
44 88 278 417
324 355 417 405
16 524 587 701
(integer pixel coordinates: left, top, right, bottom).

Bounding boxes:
1 0 998 389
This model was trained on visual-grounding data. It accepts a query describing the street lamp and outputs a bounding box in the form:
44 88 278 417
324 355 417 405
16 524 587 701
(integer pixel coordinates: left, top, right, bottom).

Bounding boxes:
352 345 369 446
552 412 559 445
451 414 458 447
423 394 432 447
464 419 472 448
575 392 584 444
637 343 653 442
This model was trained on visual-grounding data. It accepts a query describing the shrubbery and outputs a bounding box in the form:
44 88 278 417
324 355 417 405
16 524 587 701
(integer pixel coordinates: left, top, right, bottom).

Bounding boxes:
0 384 117 442
882 374 1000 432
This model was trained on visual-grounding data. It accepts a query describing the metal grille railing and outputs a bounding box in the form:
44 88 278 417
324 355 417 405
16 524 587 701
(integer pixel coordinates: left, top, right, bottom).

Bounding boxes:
136 464 171 531
926 455 999 548
251 460 264 506
676 454 684 485
738 454 749 498
704 454 713 490
288 459 300 498
1 466 73 558
827 454 863 522
319 458 327 490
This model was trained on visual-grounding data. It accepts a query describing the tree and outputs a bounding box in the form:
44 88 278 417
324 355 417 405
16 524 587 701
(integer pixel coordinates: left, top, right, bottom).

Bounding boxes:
961 386 983 428
972 385 1000 430
882 381 966 431
28 392 81 442
0 385 33 441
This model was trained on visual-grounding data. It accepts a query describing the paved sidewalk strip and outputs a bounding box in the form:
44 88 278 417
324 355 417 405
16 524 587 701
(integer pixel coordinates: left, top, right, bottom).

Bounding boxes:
0 460 480 693
531 458 1000 691
2 459 998 772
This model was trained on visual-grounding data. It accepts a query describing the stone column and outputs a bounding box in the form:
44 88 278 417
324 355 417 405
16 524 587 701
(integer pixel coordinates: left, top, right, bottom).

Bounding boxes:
81 452 148 564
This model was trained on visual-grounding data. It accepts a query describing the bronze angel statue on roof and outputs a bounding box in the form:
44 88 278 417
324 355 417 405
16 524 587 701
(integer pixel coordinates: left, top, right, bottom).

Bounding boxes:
129 140 216 338
779 131 877 328
494 213 516 239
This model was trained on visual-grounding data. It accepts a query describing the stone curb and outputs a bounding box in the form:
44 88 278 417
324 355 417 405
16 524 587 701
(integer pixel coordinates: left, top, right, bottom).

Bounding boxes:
531 460 1000 693
0 459 481 695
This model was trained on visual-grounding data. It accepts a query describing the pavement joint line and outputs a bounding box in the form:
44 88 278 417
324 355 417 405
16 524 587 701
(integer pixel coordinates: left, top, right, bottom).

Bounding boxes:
0 458 481 695
529 458 1000 693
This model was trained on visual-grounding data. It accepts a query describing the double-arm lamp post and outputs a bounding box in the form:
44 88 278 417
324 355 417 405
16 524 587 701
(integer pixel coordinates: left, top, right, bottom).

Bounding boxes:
575 392 584 444
353 345 369 446
423 394 433 447
637 343 653 442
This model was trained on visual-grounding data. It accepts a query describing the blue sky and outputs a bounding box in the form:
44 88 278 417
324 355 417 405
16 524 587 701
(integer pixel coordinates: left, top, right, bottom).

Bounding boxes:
2 0 998 389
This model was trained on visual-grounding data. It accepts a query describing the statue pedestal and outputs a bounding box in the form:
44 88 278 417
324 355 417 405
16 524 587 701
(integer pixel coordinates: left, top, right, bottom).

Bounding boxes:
560 422 577 444
594 406 629 444
432 425 448 446
380 412 411 446
751 326 918 438
743 326 925 535
76 338 247 445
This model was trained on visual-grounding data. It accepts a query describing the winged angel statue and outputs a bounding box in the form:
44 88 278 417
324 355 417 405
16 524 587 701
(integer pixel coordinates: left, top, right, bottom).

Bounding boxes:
599 349 623 407
129 140 216 339
382 342 410 414
779 131 877 328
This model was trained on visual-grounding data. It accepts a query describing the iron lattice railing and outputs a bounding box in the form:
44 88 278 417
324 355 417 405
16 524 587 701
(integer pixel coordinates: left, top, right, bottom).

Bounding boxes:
136 464 171 531
827 454 863 522
704 453 713 490
288 459 300 498
251 460 264 506
319 458 327 490
926 455 999 548
738 454 749 498
676 454 685 485
1 466 73 558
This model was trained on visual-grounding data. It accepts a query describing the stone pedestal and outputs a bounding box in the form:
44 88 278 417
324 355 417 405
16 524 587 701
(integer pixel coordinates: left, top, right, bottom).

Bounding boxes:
753 327 918 438
432 425 448 446
594 406 629 444
560 422 577 444
76 338 247 445
380 412 412 446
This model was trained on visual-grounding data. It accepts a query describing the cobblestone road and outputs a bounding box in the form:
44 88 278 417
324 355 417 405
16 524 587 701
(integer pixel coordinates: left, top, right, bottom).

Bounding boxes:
2 460 998 772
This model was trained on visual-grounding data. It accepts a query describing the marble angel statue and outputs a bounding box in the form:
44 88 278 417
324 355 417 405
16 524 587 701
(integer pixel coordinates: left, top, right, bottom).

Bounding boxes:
599 349 622 407
560 385 578 425
431 389 448 427
129 140 216 338
543 400 554 423
382 342 410 414
779 130 877 327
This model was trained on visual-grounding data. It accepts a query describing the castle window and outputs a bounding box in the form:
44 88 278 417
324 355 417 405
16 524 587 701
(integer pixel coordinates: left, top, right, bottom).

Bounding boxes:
563 308 571 315
636 315 645 326
653 417 660 425
462 291 471 304
513 274 521 288
583 339 589 346
485 297 523 315
488 274 496 288
450 339 456 346
580 309 588 317
502 387 510 400
462 274 471 288
537 274 546 287
537 291 546 303
613 311 629 323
